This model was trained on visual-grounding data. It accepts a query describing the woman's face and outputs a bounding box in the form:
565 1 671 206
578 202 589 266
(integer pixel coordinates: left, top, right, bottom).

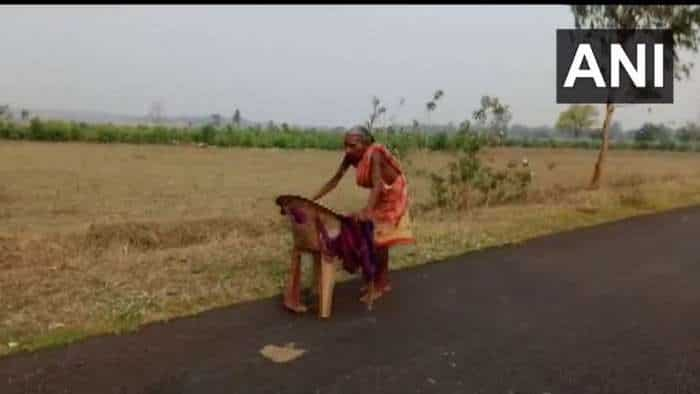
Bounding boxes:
343 133 367 165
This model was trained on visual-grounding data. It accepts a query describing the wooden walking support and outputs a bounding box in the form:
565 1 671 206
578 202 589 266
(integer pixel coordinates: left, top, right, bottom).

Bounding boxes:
276 194 360 319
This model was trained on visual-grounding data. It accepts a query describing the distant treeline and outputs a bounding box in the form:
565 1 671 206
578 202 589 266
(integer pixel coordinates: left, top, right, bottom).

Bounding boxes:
1 118 699 153
510 122 700 144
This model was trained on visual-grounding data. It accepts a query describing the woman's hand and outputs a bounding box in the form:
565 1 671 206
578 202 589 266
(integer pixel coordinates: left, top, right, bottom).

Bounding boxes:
312 160 349 203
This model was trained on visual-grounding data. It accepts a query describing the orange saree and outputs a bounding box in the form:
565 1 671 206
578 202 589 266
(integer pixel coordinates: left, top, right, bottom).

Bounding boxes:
354 143 415 248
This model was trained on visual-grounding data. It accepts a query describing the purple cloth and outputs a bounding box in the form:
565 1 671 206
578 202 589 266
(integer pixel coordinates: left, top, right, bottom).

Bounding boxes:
289 207 307 224
316 216 378 283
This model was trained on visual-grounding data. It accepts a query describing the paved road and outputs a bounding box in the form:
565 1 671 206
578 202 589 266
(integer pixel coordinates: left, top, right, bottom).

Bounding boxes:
2 206 700 394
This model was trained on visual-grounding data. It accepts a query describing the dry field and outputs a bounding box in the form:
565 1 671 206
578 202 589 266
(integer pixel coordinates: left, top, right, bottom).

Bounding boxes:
2 140 700 356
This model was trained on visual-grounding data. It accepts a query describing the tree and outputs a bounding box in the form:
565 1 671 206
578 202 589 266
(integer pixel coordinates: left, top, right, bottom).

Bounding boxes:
211 113 222 127
570 5 700 189
608 121 624 141
425 89 444 126
425 101 436 125
556 104 599 138
458 120 473 136
434 90 444 101
366 96 386 132
20 109 30 121
232 109 241 126
676 121 700 142
634 122 673 142
472 95 513 140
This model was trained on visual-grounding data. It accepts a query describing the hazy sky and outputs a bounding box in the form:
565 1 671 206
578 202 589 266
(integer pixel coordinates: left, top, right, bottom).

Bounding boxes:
1 5 699 129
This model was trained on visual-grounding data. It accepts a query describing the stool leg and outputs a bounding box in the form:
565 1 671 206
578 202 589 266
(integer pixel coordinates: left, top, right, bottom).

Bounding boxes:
311 252 321 298
319 256 336 319
284 249 307 313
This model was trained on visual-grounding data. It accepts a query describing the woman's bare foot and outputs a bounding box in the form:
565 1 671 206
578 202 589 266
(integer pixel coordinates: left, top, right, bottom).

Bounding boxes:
360 288 385 304
360 283 392 294
283 301 308 313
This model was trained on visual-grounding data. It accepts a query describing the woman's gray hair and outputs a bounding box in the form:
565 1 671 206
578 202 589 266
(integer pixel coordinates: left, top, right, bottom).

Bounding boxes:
347 125 375 145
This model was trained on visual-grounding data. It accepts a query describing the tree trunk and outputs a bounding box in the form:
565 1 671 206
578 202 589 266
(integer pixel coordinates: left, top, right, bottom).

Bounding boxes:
588 103 616 190
367 114 376 133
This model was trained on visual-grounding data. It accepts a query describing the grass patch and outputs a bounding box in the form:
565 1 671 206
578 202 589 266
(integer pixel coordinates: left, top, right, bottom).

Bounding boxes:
21 329 90 353
1 328 90 357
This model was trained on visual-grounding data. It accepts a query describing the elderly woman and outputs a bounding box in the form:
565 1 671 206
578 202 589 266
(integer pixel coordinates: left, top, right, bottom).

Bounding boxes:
312 125 415 303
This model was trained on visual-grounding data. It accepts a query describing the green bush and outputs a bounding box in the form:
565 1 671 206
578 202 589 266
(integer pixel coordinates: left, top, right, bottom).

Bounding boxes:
428 132 449 151
0 121 9 139
97 126 119 143
427 132 534 211
44 120 70 141
198 125 216 145
69 122 83 141
29 117 44 140
0 117 698 154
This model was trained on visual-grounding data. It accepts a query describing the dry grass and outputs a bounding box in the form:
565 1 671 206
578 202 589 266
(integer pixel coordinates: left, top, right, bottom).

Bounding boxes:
2 141 700 356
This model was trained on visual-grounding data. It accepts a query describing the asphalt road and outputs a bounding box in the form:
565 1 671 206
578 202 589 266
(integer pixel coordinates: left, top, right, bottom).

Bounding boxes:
2 205 700 394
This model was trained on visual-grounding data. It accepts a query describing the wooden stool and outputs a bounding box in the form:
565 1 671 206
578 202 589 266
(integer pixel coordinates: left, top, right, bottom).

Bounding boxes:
276 195 374 319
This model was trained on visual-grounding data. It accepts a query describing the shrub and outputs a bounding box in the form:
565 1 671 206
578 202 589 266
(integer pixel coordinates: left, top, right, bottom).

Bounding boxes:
29 117 44 140
428 132 449 151
427 132 534 211
97 126 119 143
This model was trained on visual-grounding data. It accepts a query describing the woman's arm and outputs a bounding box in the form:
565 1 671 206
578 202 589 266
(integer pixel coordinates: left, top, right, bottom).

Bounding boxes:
312 158 350 201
